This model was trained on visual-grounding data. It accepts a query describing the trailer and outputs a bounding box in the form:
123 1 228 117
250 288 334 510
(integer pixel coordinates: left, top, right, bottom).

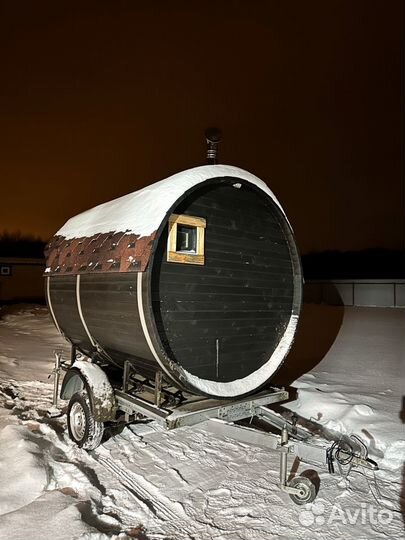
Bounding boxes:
50 350 378 506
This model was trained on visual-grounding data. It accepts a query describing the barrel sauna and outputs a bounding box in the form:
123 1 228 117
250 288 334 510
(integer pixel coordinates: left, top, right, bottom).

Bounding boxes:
45 165 302 398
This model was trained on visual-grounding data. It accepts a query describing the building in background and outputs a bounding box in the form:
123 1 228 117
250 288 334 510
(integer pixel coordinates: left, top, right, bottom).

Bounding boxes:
0 257 45 304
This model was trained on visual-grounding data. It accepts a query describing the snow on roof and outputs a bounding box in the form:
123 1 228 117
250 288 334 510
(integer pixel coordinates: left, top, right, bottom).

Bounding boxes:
56 164 286 240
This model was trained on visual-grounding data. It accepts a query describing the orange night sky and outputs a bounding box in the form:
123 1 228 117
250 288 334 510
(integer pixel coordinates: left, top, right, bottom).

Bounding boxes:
0 1 403 253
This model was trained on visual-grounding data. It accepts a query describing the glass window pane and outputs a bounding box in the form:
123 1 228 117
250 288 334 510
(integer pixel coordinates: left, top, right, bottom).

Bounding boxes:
176 225 197 253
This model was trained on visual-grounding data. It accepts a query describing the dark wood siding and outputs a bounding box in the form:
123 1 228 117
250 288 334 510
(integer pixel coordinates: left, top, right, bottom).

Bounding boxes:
49 273 157 378
48 275 93 353
80 273 155 376
150 180 295 383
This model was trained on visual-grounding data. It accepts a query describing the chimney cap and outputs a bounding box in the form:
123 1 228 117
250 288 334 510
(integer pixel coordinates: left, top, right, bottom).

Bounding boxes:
205 127 222 144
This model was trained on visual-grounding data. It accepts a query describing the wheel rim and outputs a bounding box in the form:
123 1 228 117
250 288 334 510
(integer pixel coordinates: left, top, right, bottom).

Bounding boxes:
293 482 311 503
288 476 316 505
70 401 86 441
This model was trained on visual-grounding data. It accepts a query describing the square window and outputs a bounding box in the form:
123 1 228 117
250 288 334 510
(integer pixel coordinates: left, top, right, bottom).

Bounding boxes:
167 214 206 265
0 265 11 276
176 225 197 253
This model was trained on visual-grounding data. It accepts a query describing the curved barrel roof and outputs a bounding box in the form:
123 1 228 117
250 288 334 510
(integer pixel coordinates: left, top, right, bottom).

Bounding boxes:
45 164 286 275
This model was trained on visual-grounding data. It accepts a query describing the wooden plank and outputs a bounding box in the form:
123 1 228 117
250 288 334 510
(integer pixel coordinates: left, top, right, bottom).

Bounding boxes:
197 226 205 256
167 220 177 253
169 213 207 228
158 281 288 295
157 272 293 289
167 251 205 265
160 264 292 280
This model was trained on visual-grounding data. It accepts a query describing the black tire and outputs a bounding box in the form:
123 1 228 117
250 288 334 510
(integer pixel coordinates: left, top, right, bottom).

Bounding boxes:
67 390 104 450
288 476 317 505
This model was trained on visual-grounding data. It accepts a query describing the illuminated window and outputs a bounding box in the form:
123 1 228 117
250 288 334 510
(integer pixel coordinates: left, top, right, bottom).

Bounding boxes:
167 214 206 265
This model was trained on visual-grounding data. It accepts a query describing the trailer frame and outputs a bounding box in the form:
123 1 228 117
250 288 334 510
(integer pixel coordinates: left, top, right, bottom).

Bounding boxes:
51 350 378 505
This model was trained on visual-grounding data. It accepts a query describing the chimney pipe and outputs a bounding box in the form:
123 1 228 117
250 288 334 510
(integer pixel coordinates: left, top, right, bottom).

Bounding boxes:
205 127 222 164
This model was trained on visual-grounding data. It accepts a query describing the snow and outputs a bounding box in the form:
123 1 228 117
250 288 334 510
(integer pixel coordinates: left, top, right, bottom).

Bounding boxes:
0 304 404 539
0 425 48 514
284 306 405 460
71 360 116 414
56 165 288 240
73 360 112 393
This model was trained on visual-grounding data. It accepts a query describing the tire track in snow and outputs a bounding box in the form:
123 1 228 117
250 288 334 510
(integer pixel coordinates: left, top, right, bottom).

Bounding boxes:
94 447 208 539
96 453 179 521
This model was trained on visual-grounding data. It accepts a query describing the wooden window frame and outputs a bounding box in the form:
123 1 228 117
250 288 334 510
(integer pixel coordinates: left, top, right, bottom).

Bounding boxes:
167 214 206 265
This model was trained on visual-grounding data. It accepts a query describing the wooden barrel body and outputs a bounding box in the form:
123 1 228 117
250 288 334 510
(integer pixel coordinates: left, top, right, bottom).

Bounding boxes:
45 165 302 398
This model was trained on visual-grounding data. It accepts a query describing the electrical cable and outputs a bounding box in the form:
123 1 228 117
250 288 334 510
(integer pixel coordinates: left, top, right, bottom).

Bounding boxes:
327 438 403 515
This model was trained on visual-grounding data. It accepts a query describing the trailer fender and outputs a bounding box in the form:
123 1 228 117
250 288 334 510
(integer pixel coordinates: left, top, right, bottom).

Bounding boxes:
61 360 117 421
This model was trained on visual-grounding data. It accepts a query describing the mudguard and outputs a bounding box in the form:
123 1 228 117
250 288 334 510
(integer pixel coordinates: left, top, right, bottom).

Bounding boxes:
60 360 117 421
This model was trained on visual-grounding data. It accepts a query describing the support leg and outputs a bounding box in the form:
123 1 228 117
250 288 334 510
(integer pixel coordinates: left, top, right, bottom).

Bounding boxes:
52 351 62 407
122 360 131 392
280 424 289 487
154 371 162 407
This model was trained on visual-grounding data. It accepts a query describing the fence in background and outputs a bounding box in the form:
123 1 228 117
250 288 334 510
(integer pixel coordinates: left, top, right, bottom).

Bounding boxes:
304 279 405 308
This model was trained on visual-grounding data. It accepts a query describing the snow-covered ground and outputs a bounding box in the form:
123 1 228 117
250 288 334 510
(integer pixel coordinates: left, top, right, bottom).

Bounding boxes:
0 304 404 539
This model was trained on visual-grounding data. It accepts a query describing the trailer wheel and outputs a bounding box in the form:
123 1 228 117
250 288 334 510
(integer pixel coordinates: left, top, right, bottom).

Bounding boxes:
67 391 104 450
288 476 316 505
